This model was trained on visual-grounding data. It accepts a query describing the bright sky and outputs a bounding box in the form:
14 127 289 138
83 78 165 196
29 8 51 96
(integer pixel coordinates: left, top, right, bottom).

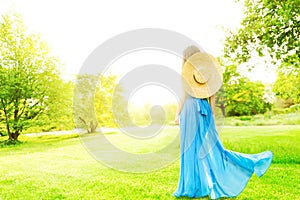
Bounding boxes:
1 0 275 105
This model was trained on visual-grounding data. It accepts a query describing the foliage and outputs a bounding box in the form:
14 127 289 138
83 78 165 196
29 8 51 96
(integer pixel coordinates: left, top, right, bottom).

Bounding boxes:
24 80 74 133
223 0 300 105
226 77 271 116
73 74 98 133
273 96 294 109
128 103 177 126
216 61 271 116
273 68 300 104
128 104 151 126
95 75 126 128
215 63 240 116
224 0 300 66
162 103 177 124
0 12 70 140
74 74 126 132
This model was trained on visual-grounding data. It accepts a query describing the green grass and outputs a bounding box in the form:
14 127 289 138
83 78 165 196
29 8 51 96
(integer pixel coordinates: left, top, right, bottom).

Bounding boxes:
222 112 300 126
0 126 299 199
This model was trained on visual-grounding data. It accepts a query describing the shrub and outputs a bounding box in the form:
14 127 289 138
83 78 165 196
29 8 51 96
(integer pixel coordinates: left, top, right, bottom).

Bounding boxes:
239 116 252 121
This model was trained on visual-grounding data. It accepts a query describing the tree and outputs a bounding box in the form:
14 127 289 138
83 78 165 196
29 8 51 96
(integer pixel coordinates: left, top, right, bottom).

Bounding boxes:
73 74 125 132
273 68 300 104
215 86 226 117
223 0 300 104
215 63 240 117
29 80 74 132
216 60 271 116
224 0 299 66
0 12 68 141
73 74 98 133
95 75 126 128
162 103 177 124
225 77 271 116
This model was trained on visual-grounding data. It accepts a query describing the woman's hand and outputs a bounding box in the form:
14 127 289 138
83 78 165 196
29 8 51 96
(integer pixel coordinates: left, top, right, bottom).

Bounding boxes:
174 115 180 125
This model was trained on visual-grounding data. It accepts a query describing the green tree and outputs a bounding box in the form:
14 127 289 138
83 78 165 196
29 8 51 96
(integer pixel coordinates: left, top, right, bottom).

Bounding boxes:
224 0 299 66
215 86 226 117
73 74 98 133
273 68 300 104
215 63 240 117
73 74 125 132
95 75 126 128
223 0 300 104
225 77 271 116
162 103 177 124
127 104 151 126
0 13 69 141
216 60 271 116
28 80 74 132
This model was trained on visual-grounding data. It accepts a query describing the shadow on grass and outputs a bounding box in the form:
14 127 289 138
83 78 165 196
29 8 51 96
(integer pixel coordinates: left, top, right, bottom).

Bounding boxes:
0 134 79 150
0 139 23 147
0 131 120 151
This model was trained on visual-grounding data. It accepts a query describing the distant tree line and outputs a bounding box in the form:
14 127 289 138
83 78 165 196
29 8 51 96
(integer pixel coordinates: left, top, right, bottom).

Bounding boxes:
1 0 300 141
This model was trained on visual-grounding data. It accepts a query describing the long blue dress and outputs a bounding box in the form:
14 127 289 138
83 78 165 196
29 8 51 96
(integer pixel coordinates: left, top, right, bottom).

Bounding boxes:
173 95 273 199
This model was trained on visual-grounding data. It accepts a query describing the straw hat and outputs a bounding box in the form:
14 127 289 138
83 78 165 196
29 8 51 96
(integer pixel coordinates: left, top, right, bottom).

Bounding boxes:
182 52 223 98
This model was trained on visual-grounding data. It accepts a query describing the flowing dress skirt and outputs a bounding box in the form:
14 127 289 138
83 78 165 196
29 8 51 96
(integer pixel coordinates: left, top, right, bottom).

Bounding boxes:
173 96 273 199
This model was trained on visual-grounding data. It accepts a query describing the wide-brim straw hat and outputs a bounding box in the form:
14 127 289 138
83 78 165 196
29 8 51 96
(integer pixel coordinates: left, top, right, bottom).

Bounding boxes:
182 52 223 98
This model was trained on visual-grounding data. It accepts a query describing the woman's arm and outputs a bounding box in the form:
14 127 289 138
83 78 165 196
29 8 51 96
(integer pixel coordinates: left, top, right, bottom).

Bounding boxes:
174 93 187 125
209 94 216 118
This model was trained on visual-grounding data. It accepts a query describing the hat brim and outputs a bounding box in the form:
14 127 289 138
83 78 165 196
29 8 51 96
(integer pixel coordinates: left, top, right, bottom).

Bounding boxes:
182 52 223 98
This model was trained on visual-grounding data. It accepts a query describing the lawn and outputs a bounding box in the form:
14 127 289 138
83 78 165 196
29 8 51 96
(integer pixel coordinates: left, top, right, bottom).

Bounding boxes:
0 125 299 199
221 112 300 126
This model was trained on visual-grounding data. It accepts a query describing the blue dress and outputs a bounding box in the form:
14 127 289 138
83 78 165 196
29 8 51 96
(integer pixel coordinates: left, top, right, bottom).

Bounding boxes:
173 95 273 199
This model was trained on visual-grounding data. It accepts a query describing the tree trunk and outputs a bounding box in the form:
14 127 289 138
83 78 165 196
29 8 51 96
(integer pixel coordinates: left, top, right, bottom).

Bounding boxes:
79 116 90 133
8 131 20 141
219 104 226 117
90 120 98 133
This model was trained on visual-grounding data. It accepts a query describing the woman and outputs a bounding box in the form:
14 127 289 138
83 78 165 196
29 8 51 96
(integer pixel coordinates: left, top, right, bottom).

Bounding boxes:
173 46 273 199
